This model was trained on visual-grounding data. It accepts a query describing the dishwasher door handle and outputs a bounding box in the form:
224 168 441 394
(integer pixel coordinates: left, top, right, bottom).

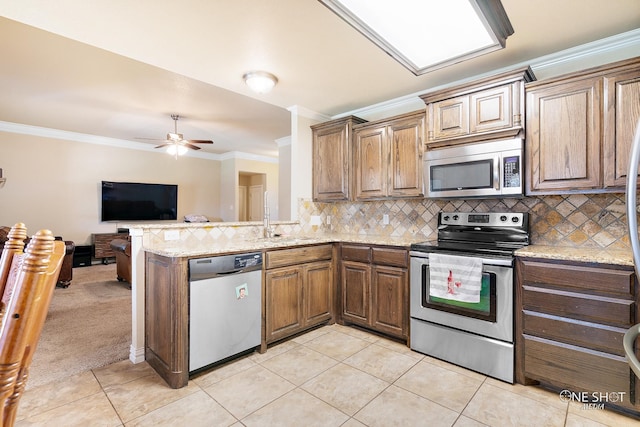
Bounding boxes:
216 268 245 276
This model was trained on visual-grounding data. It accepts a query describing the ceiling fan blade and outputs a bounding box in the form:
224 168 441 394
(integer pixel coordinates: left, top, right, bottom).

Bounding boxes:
154 143 172 149
136 137 168 142
183 142 202 150
186 139 214 144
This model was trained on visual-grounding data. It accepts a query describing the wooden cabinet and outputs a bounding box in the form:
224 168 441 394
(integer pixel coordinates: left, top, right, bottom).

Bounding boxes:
420 66 534 148
265 244 334 344
340 244 408 340
515 257 640 414
145 253 189 389
604 65 640 187
92 232 128 262
311 116 367 202
526 57 640 194
353 111 424 200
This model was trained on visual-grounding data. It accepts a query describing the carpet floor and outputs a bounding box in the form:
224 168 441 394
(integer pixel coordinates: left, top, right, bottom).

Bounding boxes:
27 263 131 389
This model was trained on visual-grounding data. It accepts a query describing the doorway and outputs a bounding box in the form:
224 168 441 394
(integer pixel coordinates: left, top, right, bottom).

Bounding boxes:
238 172 266 222
248 185 264 221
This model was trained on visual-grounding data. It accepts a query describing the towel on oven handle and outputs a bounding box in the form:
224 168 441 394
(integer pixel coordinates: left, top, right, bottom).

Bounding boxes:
429 253 483 303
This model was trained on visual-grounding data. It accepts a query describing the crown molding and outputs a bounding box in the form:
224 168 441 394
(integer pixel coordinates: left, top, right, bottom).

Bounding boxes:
217 151 279 164
276 136 292 147
0 120 278 162
287 105 331 122
337 28 640 120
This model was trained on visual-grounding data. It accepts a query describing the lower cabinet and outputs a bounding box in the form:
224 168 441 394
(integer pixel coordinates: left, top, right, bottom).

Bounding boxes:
516 257 640 415
145 252 189 389
265 244 334 344
340 244 408 341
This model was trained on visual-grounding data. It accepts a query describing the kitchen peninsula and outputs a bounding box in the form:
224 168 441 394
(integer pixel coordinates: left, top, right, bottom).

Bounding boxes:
125 220 425 388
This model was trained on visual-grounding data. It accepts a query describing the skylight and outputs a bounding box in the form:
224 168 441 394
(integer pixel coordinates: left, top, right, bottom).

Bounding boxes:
319 0 514 75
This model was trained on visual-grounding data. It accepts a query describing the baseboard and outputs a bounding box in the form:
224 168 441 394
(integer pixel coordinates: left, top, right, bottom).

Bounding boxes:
129 345 145 364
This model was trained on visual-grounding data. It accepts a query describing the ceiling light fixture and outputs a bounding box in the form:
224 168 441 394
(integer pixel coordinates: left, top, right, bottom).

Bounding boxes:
319 0 514 75
243 71 278 94
166 144 188 157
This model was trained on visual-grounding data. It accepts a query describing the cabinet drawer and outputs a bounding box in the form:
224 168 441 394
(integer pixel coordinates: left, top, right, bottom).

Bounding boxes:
341 245 371 263
520 259 634 298
523 311 626 356
522 285 634 327
523 335 632 402
372 247 407 268
266 244 332 269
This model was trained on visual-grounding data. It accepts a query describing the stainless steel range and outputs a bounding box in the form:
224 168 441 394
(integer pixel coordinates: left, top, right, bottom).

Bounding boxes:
410 212 529 383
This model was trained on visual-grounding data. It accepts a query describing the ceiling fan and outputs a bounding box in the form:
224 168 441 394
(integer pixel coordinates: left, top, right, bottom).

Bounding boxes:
138 114 213 155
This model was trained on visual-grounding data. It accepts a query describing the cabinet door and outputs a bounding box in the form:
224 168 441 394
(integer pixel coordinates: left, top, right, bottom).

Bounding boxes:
470 85 512 134
265 266 303 342
313 122 350 201
304 260 333 326
388 116 424 198
145 254 189 388
526 76 602 193
604 68 640 187
429 95 469 141
341 260 370 326
371 265 407 338
355 126 387 200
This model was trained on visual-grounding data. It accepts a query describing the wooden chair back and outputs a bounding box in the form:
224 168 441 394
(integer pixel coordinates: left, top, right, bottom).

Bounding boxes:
0 223 27 300
0 227 64 427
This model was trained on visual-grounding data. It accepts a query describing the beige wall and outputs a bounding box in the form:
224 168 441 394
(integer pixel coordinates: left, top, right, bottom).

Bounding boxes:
0 131 221 245
220 156 279 221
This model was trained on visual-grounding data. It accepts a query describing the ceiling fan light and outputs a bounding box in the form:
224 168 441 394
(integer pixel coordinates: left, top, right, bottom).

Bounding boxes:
243 71 278 94
166 144 188 156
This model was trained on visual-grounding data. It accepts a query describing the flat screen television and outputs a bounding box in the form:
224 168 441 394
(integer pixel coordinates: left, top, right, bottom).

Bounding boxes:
101 181 178 221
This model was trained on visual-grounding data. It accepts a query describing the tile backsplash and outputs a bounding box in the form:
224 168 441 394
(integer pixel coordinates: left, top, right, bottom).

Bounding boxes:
299 193 630 250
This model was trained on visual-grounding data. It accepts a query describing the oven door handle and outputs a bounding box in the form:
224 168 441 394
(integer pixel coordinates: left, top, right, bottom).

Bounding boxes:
410 251 513 267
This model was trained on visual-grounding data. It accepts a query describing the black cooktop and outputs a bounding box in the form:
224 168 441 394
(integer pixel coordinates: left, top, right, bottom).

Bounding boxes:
411 212 530 257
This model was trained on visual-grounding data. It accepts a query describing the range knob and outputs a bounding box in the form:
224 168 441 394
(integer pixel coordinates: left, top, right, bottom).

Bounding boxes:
443 215 450 221
452 215 459 221
500 215 508 222
511 216 520 223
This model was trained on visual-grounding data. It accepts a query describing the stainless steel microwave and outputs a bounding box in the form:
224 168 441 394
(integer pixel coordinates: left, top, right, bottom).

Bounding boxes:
424 138 523 198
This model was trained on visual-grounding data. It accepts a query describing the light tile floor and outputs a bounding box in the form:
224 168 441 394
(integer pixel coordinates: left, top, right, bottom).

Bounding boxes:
16 324 640 426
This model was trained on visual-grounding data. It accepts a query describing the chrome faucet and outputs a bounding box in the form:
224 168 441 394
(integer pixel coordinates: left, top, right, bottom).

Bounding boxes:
263 191 273 238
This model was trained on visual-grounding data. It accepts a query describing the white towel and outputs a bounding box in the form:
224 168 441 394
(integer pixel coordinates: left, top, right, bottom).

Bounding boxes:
429 253 483 303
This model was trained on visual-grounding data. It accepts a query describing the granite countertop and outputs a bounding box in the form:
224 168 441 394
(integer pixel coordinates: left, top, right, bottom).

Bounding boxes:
143 232 428 258
122 220 299 230
515 245 634 267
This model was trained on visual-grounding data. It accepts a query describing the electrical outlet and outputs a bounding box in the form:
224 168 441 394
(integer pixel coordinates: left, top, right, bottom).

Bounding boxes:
326 215 331 225
383 214 390 225
164 230 180 241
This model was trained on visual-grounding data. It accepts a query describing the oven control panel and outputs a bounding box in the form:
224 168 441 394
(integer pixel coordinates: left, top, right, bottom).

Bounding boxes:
440 212 525 227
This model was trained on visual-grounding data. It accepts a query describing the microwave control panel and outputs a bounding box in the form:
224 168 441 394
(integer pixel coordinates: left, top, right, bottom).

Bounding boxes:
503 155 520 188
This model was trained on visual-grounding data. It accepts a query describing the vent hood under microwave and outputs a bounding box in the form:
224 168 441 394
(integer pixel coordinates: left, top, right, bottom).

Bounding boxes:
424 138 523 199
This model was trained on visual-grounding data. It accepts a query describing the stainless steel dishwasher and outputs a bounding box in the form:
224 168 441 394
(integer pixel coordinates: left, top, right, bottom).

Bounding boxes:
188 252 262 373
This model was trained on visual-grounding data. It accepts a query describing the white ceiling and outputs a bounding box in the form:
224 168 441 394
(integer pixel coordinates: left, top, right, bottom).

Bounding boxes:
0 0 639 158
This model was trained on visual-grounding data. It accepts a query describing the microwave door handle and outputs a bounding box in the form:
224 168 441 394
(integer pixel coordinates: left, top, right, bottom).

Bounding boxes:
494 157 500 190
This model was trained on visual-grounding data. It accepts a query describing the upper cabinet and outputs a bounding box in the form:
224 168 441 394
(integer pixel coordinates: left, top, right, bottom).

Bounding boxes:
420 67 535 148
353 111 425 200
311 116 367 202
604 63 640 188
526 57 640 194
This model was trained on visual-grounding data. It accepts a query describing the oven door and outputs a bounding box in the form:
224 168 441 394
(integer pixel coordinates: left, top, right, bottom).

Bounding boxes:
410 252 514 343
